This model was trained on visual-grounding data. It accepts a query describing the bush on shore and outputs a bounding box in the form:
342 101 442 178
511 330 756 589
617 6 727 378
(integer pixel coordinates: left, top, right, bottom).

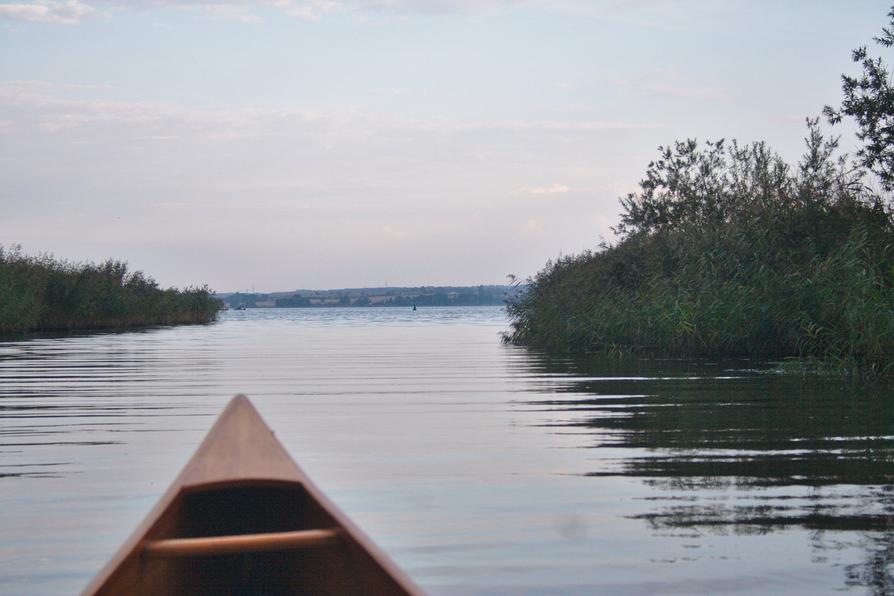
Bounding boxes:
0 246 220 334
505 121 894 374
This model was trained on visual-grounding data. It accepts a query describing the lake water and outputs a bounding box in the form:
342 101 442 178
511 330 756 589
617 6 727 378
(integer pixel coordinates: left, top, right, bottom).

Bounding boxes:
1 306 893 594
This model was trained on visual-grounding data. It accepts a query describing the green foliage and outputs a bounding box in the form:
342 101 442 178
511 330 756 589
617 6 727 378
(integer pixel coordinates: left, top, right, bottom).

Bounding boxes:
824 5 894 191
0 246 220 334
275 294 311 307
506 122 894 374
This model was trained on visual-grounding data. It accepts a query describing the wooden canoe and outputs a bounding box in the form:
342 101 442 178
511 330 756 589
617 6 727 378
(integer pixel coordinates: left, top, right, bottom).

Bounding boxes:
83 395 423 595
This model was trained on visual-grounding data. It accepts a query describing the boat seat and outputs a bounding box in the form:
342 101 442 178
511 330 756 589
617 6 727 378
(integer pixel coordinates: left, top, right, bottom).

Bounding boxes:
143 528 342 558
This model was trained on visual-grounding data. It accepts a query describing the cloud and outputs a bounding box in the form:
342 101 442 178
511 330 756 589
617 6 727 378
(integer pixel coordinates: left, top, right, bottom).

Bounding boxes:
0 79 639 233
125 1 342 22
611 67 730 102
0 84 326 158
411 119 653 134
203 4 264 22
0 79 649 289
269 0 340 20
0 81 651 142
542 0 712 32
516 183 570 195
385 87 428 96
0 0 96 24
496 120 652 132
346 0 524 16
0 0 529 25
518 218 544 234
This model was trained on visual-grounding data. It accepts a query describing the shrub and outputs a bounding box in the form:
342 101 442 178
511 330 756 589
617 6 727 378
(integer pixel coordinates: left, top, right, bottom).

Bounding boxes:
506 121 894 373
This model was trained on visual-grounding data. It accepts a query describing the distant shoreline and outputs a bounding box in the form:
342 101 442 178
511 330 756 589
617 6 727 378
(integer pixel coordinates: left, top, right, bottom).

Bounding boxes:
216 285 524 310
223 303 508 309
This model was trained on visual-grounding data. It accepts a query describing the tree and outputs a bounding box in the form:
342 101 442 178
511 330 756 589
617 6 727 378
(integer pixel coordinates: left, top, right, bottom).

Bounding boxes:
824 6 894 191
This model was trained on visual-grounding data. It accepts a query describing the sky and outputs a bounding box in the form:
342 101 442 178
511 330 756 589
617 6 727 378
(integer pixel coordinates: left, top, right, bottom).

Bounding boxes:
0 0 889 292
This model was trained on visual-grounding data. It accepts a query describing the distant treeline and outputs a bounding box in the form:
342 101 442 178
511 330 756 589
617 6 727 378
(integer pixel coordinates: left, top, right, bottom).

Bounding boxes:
0 246 220 334
219 285 517 309
505 121 894 373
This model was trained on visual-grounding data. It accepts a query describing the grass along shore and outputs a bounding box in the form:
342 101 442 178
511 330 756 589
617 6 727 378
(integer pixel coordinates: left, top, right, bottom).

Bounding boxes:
0 246 220 334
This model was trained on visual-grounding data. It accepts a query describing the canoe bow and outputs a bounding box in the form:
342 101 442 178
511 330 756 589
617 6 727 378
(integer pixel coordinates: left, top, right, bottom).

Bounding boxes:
83 394 422 595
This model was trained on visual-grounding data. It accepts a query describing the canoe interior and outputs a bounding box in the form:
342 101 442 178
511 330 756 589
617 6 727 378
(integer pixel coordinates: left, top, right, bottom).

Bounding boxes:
99 480 406 596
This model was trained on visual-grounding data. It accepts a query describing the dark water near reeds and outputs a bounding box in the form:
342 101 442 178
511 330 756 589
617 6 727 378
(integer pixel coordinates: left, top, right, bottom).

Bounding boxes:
1 306 893 594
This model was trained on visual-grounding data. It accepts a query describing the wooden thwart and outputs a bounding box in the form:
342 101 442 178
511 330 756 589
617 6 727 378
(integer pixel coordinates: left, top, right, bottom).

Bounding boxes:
144 529 342 557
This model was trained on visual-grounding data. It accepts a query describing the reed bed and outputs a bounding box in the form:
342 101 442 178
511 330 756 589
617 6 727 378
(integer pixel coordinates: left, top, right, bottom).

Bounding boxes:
505 122 894 374
0 246 220 334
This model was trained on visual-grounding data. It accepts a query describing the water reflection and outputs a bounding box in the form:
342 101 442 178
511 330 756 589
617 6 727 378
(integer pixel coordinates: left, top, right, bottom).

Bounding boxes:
516 354 894 593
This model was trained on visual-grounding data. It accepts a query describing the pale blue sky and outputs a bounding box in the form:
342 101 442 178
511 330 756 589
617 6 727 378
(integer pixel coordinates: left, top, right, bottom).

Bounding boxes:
0 1 888 291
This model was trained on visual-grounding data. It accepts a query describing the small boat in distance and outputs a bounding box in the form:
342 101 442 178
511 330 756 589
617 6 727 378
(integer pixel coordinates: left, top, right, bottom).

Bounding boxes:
83 395 422 595
235 303 247 311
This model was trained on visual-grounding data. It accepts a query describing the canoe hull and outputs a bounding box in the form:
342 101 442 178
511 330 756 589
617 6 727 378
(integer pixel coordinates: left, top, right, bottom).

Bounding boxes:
83 395 421 596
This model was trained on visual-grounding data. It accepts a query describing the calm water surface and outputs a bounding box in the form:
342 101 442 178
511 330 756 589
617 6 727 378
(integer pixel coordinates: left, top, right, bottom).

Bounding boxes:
1 306 893 594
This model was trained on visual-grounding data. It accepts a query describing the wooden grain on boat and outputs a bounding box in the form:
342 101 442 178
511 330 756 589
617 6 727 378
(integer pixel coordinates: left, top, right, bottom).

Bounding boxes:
83 394 422 595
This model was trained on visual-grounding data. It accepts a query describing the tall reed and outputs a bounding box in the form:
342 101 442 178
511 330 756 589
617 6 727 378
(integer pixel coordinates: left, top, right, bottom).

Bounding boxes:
0 246 220 334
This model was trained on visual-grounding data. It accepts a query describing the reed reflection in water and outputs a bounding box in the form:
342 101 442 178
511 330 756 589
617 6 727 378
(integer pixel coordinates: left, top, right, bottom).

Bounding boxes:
0 306 892 594
518 355 894 595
